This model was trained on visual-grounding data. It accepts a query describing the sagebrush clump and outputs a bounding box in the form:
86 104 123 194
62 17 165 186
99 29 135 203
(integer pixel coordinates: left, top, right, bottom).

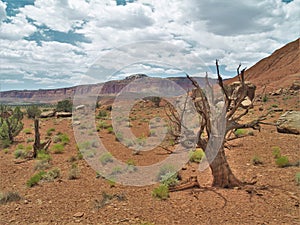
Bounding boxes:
99 152 113 165
152 184 169 200
189 148 205 163
0 191 21 204
68 163 80 180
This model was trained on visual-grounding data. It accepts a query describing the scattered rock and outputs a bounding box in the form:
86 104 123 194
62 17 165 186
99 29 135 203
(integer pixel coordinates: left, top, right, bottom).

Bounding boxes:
73 121 81 126
40 110 55 118
75 105 85 110
56 112 72 118
273 108 284 112
241 96 252 108
290 81 300 91
272 88 283 96
277 111 300 135
229 81 256 101
73 212 84 218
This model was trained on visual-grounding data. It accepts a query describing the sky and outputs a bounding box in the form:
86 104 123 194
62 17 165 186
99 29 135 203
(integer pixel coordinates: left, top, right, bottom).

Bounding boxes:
0 0 299 91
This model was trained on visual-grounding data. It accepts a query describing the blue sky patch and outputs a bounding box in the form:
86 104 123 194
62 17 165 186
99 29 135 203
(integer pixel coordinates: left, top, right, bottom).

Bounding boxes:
2 0 34 16
24 19 91 46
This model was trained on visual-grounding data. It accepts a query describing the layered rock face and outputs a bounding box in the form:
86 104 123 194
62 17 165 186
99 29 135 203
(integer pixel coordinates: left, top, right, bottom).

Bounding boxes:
0 75 210 104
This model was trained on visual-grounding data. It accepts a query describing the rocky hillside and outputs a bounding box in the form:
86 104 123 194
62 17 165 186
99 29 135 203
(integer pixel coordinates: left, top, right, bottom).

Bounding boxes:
243 38 300 91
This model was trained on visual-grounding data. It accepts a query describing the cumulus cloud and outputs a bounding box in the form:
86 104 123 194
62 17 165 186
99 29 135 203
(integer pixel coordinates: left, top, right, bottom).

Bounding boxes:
0 0 299 91
182 0 286 36
0 14 36 40
0 0 6 23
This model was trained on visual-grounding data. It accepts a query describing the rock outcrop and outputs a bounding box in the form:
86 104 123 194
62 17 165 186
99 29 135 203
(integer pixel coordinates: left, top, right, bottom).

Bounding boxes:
40 110 56 118
277 111 300 135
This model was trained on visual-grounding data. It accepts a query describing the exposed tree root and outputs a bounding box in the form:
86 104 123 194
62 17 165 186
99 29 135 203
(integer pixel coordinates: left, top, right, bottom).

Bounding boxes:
169 176 201 192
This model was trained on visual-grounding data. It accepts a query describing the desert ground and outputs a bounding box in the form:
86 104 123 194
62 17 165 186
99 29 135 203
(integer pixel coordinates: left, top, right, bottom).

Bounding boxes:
0 86 299 225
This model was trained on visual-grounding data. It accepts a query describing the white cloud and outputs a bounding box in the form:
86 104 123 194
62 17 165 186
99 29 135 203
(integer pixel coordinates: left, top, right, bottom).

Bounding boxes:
0 0 6 23
1 79 24 84
0 13 36 40
0 0 299 91
20 0 91 32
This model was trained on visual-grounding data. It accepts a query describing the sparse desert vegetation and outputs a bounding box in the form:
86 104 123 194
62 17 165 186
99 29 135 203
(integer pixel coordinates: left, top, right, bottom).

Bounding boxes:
0 44 300 224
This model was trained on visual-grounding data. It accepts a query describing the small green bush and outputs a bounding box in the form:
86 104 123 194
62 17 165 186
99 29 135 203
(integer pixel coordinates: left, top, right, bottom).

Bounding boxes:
115 132 123 141
107 127 114 134
23 128 32 134
34 160 50 171
0 191 21 204
107 178 116 187
111 166 122 175
152 184 169 200
126 159 136 166
160 172 179 188
252 155 263 165
97 121 110 130
51 143 64 154
234 129 247 137
157 164 177 182
46 128 55 136
42 168 60 181
58 133 70 145
136 136 146 146
126 159 137 173
53 135 61 143
68 163 80 180
27 171 46 187
26 138 34 143
139 222 154 225
77 141 92 150
149 130 156 137
275 156 289 167
37 150 51 161
17 144 24 149
272 146 281 159
295 172 300 186
189 148 205 163
77 151 83 160
14 149 29 159
99 152 113 165
262 95 268 102
97 110 108 118
0 139 11 148
124 138 134 147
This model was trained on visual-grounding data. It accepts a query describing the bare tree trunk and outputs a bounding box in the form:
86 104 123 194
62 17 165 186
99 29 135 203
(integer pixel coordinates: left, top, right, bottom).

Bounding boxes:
33 118 40 158
33 118 51 158
209 145 242 188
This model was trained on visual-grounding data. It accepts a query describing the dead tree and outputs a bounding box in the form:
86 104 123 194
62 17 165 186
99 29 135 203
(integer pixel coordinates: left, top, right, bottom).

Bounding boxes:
33 118 51 158
166 60 270 188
